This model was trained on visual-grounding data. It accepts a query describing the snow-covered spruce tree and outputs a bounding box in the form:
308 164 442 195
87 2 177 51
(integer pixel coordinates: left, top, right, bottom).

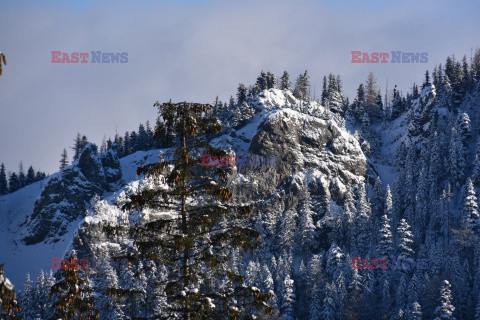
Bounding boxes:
319 288 336 320
326 243 344 283
433 280 456 320
237 83 248 106
108 101 272 319
342 185 356 251
397 219 415 260
94 259 125 320
0 163 8 195
344 269 363 319
354 183 372 256
18 273 34 319
449 127 466 188
281 274 295 320
0 263 21 320
457 112 471 146
377 213 393 259
50 252 98 320
298 188 315 252
266 72 277 89
309 287 322 320
256 71 268 92
364 72 383 122
59 148 69 170
34 269 55 319
464 178 480 231
280 71 292 91
325 73 346 115
293 70 310 101
371 176 385 220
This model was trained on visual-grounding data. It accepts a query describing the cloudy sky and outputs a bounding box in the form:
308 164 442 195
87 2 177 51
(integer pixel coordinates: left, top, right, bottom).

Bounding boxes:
0 0 479 174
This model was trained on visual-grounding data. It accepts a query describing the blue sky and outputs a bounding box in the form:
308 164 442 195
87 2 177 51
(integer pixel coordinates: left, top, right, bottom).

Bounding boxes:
0 0 479 174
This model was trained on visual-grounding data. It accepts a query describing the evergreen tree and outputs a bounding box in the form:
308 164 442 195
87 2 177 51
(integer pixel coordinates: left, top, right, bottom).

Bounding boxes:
390 84 405 120
309 288 322 320
353 83 366 119
464 178 480 231
321 76 328 106
94 259 125 320
8 173 19 193
326 244 344 282
380 278 392 317
409 300 422 320
457 113 471 145
280 71 292 91
18 162 25 188
19 273 34 320
266 72 277 89
107 101 272 319
60 148 69 170
130 131 138 153
25 165 35 185
281 274 295 320
433 280 456 320
72 133 89 161
35 171 47 182
372 176 385 219
397 219 414 259
385 185 393 217
344 269 363 319
138 123 148 151
256 71 268 92
422 70 431 89
145 120 154 149
378 214 393 259
0 163 8 195
245 260 260 287
100 136 107 153
355 183 372 255
449 127 466 188
50 252 98 319
123 131 131 156
237 83 248 105
364 72 382 121
319 293 336 320
293 70 310 101
298 188 315 251
33 269 54 319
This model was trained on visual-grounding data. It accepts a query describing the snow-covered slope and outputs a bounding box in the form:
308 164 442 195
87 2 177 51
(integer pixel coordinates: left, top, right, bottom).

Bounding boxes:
0 149 162 287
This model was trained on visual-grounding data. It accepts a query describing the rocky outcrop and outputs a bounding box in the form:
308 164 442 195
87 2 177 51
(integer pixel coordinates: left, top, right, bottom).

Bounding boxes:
22 144 123 245
230 103 366 209
203 89 366 233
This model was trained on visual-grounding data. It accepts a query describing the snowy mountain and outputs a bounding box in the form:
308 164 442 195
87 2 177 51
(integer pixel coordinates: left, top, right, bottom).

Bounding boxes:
1 88 365 285
3 52 480 319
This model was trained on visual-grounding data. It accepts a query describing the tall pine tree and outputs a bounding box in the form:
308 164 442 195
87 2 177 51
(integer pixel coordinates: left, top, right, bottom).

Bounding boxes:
0 163 8 195
107 101 273 319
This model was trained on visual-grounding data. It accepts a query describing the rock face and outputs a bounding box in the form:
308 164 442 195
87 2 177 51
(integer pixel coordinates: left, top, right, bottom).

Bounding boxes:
22 144 123 245
229 93 366 215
